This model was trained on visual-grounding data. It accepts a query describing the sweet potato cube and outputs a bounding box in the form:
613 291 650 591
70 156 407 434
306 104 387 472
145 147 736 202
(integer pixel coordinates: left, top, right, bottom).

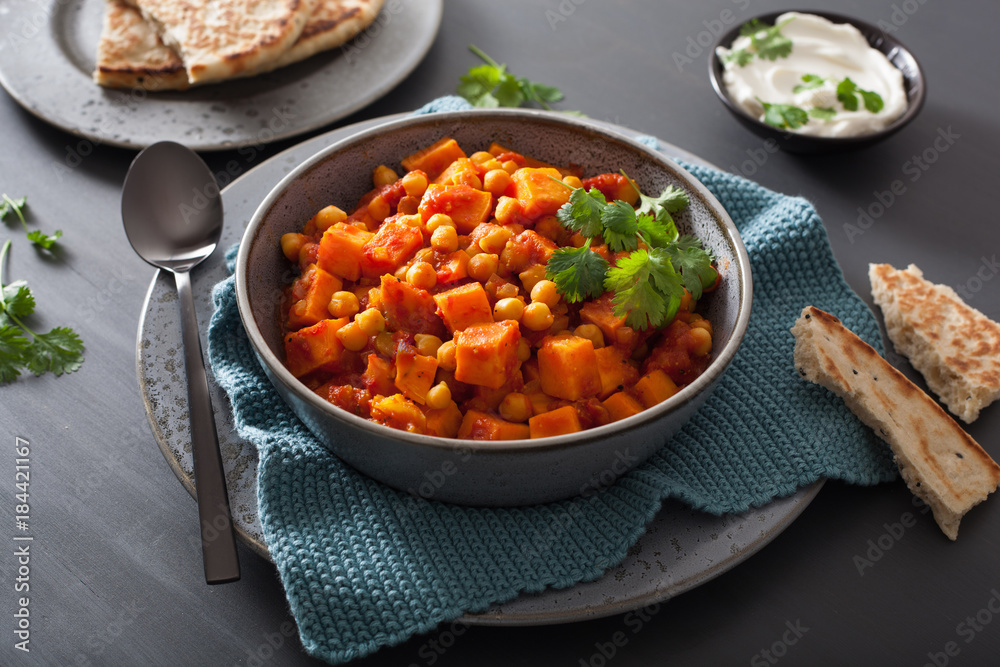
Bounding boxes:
361 217 424 278
287 266 343 330
380 275 446 337
433 157 481 187
424 402 463 438
401 137 467 179
283 318 348 378
602 392 644 422
433 282 493 333
457 410 530 440
512 167 572 220
394 352 439 404
317 223 373 281
633 370 679 408
454 320 521 389
418 184 493 234
537 335 602 400
594 346 639 399
579 293 641 352
362 354 395 397
528 405 583 438
370 394 427 434
435 250 470 284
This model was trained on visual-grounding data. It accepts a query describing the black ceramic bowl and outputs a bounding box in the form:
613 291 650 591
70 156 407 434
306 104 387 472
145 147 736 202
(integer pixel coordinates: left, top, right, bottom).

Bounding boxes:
709 11 926 154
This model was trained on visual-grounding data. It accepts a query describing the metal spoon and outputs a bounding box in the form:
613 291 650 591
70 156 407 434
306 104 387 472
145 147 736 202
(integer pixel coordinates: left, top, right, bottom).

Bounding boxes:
122 141 240 584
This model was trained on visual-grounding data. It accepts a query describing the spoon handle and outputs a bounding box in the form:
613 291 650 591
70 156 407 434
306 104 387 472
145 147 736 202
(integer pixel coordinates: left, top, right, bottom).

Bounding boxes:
174 269 241 584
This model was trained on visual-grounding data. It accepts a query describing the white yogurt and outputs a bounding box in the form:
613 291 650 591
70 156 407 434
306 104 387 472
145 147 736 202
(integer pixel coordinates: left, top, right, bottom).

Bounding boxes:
716 12 908 137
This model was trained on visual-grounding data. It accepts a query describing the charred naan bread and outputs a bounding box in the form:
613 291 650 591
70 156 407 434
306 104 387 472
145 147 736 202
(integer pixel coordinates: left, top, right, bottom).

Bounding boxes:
791 305 1000 540
93 1 188 90
870 263 1000 423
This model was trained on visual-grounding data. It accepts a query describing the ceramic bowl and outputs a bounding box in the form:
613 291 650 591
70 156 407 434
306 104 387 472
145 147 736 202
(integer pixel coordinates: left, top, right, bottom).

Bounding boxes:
709 11 926 154
235 108 752 506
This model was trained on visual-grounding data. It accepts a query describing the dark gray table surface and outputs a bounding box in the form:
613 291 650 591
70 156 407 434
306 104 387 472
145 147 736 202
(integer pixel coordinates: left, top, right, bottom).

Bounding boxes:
2 1 998 665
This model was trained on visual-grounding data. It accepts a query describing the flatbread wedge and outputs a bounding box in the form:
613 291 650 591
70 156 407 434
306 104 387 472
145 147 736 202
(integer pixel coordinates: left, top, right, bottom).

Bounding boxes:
870 263 1000 423
267 0 384 71
121 0 315 85
791 305 1000 540
93 1 189 91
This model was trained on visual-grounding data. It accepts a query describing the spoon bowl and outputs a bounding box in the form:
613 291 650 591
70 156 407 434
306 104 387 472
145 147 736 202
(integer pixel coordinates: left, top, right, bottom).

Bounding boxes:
122 141 239 584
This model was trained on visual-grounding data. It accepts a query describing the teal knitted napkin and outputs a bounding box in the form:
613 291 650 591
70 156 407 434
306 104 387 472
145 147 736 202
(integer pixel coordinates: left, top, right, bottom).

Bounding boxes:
207 100 897 664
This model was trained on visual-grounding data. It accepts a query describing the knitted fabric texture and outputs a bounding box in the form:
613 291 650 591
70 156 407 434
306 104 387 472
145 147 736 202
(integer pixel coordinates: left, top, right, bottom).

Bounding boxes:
207 101 897 664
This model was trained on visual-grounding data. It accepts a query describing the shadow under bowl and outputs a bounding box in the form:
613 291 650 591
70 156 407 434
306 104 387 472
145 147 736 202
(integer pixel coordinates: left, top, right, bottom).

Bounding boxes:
235 108 752 506
709 10 926 154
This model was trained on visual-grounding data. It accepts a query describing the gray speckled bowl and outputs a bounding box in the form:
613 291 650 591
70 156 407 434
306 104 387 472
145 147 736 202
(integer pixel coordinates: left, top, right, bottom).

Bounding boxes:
235 109 752 506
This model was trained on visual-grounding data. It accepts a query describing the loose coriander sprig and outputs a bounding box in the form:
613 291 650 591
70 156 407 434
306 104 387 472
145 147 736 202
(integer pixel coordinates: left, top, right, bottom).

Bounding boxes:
0 240 84 383
457 45 565 110
545 179 717 330
1 194 62 250
722 19 793 67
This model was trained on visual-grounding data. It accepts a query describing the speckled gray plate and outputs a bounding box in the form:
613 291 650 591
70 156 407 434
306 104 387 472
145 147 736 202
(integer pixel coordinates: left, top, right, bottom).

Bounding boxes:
0 0 441 151
136 114 822 624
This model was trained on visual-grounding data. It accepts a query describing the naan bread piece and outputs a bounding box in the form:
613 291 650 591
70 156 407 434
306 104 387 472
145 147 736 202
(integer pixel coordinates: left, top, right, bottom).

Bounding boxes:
870 263 1000 423
93 0 188 91
268 0 385 70
123 0 315 85
791 305 1000 540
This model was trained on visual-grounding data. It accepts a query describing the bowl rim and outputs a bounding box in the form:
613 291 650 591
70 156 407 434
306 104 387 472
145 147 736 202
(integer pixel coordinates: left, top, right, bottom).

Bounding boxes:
708 9 927 145
235 108 753 454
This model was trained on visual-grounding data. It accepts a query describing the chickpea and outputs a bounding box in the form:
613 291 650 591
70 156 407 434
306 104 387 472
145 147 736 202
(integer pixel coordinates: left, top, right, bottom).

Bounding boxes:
436 340 456 372
483 168 513 197
494 196 521 225
401 170 428 197
516 339 531 362
522 302 554 331
415 334 443 358
425 213 455 233
499 393 533 423
688 327 713 356
406 262 438 290
562 175 583 189
573 324 605 348
431 225 458 253
479 226 513 255
367 195 390 222
518 266 547 294
530 279 560 307
372 165 398 188
336 322 368 351
493 297 524 322
469 151 495 165
501 159 520 174
425 382 452 410
328 291 360 318
689 317 713 336
312 205 347 232
394 264 410 281
280 233 308 262
468 253 499 283
355 308 385 336
375 331 395 357
397 195 420 216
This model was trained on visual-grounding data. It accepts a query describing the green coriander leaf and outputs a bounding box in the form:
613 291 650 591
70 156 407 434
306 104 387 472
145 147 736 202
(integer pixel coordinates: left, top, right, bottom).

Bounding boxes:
600 200 639 252
751 22 793 61
1 280 35 321
545 239 609 303
635 182 689 218
739 19 765 37
636 213 676 249
860 89 884 113
525 81 563 104
26 229 62 250
646 248 685 325
837 77 859 111
605 249 685 330
793 73 825 93
0 325 29 383
495 73 525 108
722 48 754 67
457 64 501 106
556 187 607 238
663 235 716 300
808 107 837 120
23 326 84 377
0 194 27 226
760 100 809 129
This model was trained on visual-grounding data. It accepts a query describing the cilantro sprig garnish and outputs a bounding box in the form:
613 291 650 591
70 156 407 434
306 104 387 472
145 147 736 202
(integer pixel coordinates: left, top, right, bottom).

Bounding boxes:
758 74 885 128
759 99 809 130
0 240 84 383
722 19 793 67
545 179 717 330
836 77 884 113
1 194 62 250
457 45 565 110
792 73 825 93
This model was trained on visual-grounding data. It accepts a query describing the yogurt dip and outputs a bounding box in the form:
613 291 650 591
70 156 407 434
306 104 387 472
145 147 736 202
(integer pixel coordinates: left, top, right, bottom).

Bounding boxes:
716 12 908 137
